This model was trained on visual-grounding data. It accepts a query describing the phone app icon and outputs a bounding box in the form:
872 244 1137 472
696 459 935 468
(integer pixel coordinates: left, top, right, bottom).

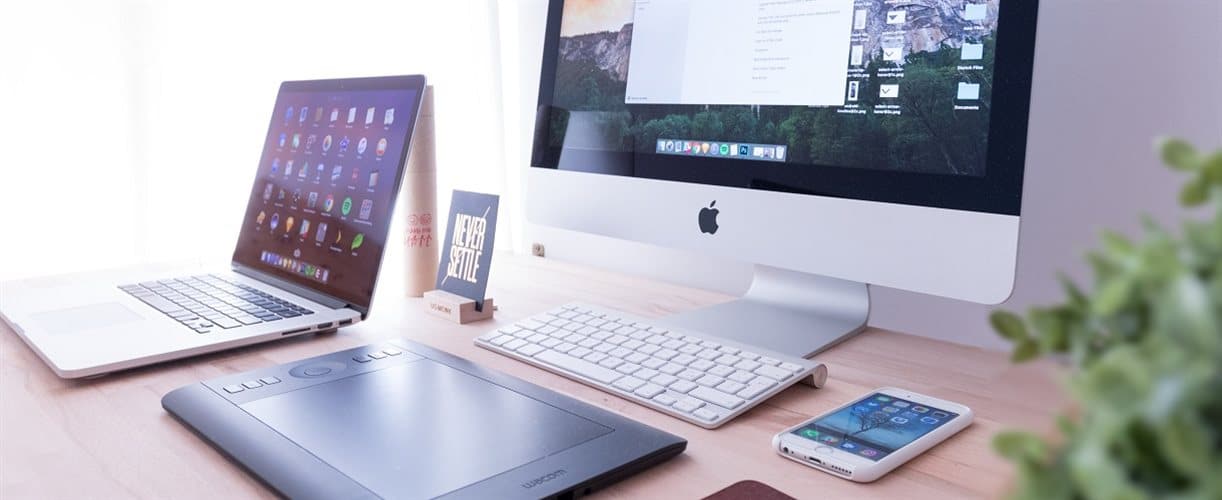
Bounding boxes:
375 138 388 157
331 165 343 183
315 222 328 243
341 197 353 216
285 160 294 177
819 435 840 444
347 107 357 124
882 406 899 413
859 449 879 458
263 183 274 200
840 442 858 450
890 417 909 424
278 133 287 148
315 164 324 181
866 401 880 407
270 213 280 231
306 134 317 150
284 107 294 124
299 161 309 178
339 136 350 153
335 229 343 245
912 406 930 413
322 135 333 152
931 411 949 419
256 211 266 225
292 133 301 149
299 219 310 238
358 199 373 220
351 233 364 251
739 145 750 156
719 144 730 155
323 194 335 212
368 171 379 189
902 411 918 419
365 107 375 125
384 108 394 126
314 107 323 122
921 417 940 424
277 188 286 201
892 401 910 408
285 216 295 234
876 396 892 402
270 158 281 176
299 107 309 124
307 192 318 209
292 189 301 205
799 429 820 440
357 137 368 155
330 108 339 122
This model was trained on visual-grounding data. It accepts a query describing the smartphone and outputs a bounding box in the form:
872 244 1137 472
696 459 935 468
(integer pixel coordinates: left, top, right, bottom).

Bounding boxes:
772 387 973 482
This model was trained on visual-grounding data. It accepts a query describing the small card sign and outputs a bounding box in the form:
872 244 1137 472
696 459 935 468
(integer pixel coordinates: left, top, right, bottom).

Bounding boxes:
436 190 499 311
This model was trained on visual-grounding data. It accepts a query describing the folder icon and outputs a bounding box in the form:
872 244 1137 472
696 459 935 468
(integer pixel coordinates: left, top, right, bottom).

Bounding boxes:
964 4 987 21
957 83 981 100
961 43 984 60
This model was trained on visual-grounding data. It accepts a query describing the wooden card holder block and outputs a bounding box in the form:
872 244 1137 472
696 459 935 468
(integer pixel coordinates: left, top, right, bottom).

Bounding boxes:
423 289 495 324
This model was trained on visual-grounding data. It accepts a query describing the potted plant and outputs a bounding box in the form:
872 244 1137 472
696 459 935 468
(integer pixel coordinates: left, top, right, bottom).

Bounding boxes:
990 139 1222 500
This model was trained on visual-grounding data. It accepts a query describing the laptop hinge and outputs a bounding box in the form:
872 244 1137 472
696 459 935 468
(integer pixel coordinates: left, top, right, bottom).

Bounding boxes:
230 263 365 315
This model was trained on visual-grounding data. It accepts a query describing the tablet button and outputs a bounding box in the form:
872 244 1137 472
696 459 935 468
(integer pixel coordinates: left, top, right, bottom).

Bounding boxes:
223 384 244 394
289 361 346 379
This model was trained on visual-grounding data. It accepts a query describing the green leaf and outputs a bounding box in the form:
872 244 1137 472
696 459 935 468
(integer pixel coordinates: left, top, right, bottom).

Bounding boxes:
993 431 1048 464
1159 138 1198 171
1201 151 1222 182
991 310 1030 342
1093 277 1134 316
1180 176 1209 207
1012 339 1040 362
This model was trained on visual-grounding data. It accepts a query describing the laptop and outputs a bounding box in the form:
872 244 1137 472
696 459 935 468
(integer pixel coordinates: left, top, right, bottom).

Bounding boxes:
0 75 428 378
163 338 687 499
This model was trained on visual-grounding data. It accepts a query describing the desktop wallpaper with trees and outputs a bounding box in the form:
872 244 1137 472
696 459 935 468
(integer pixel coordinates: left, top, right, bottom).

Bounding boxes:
547 0 1001 177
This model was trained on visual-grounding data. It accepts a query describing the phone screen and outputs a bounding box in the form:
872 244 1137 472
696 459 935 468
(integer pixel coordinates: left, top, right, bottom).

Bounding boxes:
789 393 960 461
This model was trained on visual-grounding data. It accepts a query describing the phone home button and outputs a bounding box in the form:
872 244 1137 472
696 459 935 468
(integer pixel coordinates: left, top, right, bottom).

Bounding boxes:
815 446 835 455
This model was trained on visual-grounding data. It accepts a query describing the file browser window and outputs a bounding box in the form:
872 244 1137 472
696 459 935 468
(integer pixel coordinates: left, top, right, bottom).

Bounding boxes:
625 0 855 107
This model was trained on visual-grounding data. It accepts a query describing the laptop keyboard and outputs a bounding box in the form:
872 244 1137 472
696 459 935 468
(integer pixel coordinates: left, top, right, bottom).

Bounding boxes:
119 274 313 334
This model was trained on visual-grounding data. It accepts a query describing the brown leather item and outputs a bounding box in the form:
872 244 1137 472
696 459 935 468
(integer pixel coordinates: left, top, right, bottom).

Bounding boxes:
702 480 797 500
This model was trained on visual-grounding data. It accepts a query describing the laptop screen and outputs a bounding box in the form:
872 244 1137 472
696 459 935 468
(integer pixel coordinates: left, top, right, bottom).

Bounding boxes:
232 76 425 310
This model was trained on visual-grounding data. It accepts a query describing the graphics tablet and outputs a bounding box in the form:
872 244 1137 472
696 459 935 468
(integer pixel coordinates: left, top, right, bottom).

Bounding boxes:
163 339 686 499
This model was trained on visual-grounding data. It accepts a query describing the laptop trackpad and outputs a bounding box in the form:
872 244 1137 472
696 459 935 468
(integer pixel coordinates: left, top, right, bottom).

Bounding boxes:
240 360 612 499
32 303 143 335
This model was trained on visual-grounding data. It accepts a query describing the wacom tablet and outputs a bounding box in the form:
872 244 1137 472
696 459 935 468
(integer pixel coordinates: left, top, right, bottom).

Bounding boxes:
163 339 686 499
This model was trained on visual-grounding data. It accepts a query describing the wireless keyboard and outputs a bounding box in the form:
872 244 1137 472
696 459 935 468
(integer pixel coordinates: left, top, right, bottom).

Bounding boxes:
476 303 828 429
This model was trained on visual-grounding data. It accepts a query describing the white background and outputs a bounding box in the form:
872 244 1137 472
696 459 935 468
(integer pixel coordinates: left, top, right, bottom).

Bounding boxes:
3 0 1221 350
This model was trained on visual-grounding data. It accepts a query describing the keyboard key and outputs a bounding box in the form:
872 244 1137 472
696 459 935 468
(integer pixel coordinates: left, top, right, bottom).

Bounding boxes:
690 386 745 410
716 355 742 366
693 408 721 422
598 357 624 369
734 359 762 372
535 350 622 384
697 349 721 360
488 335 513 346
615 363 641 375
729 370 756 383
641 357 666 369
659 363 684 375
624 352 649 364
654 349 679 361
672 354 696 366
716 380 747 395
709 364 735 378
738 380 777 399
517 344 545 357
634 383 665 399
584 352 609 364
677 369 703 381
696 374 724 387
612 376 646 392
213 317 242 329
718 346 741 355
673 397 704 413
779 362 804 373
759 356 781 366
653 393 678 407
669 380 698 394
689 359 715 371
569 347 592 358
755 364 794 381
609 347 634 358
651 373 678 387
554 342 576 353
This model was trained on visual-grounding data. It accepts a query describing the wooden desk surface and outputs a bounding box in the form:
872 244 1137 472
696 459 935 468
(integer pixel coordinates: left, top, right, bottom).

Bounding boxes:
0 255 1062 499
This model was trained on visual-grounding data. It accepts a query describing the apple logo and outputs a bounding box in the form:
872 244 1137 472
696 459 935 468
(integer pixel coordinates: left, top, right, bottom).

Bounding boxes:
698 201 720 234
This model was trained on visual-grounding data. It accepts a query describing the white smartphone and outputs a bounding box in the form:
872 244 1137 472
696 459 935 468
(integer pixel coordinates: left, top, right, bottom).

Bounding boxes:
772 387 973 482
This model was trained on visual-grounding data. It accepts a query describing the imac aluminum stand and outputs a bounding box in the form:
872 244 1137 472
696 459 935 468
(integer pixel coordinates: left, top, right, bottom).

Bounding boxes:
661 266 869 361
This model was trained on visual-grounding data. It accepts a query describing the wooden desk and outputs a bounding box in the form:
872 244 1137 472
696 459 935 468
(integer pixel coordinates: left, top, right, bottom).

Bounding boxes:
0 255 1062 499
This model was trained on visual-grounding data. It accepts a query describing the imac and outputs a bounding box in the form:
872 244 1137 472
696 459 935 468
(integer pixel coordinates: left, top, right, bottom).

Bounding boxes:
529 0 1040 358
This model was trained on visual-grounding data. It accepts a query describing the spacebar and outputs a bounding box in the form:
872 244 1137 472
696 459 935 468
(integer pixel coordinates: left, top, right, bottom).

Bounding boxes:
535 350 622 384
